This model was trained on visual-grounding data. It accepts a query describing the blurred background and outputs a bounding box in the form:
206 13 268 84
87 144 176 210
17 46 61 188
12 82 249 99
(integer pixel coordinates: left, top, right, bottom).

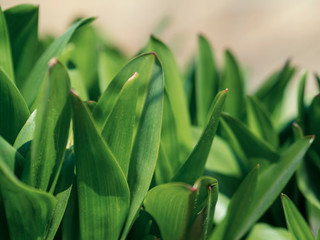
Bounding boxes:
2 0 320 93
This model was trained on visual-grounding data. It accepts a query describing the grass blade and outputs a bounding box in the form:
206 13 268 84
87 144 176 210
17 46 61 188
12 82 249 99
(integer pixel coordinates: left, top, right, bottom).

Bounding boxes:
281 193 315 240
72 91 130 239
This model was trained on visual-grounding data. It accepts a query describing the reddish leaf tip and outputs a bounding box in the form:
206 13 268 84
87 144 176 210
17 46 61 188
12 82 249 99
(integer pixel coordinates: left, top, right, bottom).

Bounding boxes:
292 122 299 127
70 88 79 96
48 57 59 68
128 72 139 81
281 193 284 198
190 186 197 192
225 88 229 92
310 135 316 143
151 51 159 59
257 163 260 168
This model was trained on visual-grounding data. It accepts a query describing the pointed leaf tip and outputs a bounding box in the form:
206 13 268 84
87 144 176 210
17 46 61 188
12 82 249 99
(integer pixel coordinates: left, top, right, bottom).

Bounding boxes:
281 193 284 198
128 72 139 81
257 163 260 168
70 88 79 96
48 57 59 68
225 88 229 92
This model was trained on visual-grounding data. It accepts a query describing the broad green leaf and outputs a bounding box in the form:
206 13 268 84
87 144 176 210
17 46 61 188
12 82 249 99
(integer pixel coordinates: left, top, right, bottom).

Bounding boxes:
146 36 193 160
0 67 29 145
221 50 245 120
221 112 279 168
121 59 164 239
20 17 94 108
101 72 139 177
0 154 56 240
22 59 71 192
4 4 38 87
67 24 100 98
234 136 314 239
297 71 307 127
281 194 315 240
211 165 259 240
0 6 14 81
98 45 127 93
155 89 180 184
93 53 155 131
255 60 295 121
246 223 294 240
71 92 130 240
195 34 219 127
246 95 279 148
172 89 228 184
144 177 218 240
13 110 36 151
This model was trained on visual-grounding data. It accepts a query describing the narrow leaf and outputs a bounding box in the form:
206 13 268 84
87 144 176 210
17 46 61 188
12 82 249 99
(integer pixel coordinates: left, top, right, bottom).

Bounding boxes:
4 4 39 87
22 59 71 193
281 193 315 240
0 67 29 145
173 89 228 184
297 71 307 127
122 59 164 239
0 6 14 81
195 34 219 127
101 72 139 177
21 17 94 108
72 91 130 239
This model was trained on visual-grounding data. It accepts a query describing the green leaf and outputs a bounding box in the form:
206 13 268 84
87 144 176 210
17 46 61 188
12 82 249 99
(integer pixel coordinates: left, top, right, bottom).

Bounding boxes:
211 165 259 240
22 59 71 192
0 67 30 145
314 73 320 91
195 34 219 127
246 223 294 240
172 89 228 184
255 60 295 120
93 52 155 131
246 95 279 148
4 4 38 88
0 136 24 175
0 6 14 82
144 177 218 240
221 112 279 168
71 91 130 239
122 59 164 239
307 94 320 156
67 66 89 100
98 45 127 93
146 35 193 160
20 17 94 108
0 154 56 240
101 72 139 177
221 50 245 120
235 136 314 239
13 110 36 151
281 193 315 240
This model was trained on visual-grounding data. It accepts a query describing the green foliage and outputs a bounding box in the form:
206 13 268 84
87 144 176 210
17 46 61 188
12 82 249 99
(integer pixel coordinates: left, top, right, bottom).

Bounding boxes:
0 3 319 240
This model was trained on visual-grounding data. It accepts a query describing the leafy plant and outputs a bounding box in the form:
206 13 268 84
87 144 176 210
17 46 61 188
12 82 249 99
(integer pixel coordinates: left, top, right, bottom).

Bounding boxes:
0 3 319 240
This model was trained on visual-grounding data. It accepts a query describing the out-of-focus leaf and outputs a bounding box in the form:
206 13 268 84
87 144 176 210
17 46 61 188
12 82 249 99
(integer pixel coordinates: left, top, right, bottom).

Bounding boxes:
146 35 193 161
221 50 245 120
255 60 295 121
0 155 56 240
307 94 320 156
144 177 218 240
307 201 320 238
155 89 180 184
0 67 29 145
21 17 94 108
4 4 38 87
292 122 304 140
71 91 130 239
246 95 278 148
221 112 279 168
246 223 294 240
233 136 314 239
67 63 89 100
22 59 71 193
93 53 155 131
101 72 139 177
297 71 307 127
122 59 164 239
195 34 219 127
0 6 14 81
281 193 315 240
315 73 320 91
68 24 100 98
98 46 126 93
211 165 259 240
172 89 228 184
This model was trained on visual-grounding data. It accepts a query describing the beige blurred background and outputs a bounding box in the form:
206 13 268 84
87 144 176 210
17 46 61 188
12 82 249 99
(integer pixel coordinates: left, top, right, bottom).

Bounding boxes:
2 0 320 93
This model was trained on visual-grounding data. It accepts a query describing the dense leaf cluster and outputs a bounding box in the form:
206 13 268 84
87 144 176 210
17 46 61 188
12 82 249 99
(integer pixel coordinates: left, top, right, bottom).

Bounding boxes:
0 4 319 240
